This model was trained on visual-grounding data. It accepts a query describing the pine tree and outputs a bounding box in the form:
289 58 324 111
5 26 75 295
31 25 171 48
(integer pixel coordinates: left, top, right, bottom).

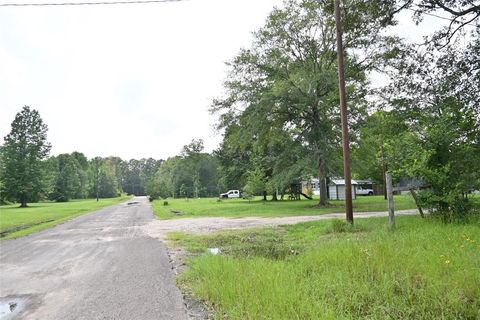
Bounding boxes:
1 106 51 207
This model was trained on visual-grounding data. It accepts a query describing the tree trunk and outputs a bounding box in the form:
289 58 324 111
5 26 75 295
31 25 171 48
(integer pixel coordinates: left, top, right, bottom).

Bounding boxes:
272 189 278 201
318 159 328 206
20 196 27 208
263 190 267 201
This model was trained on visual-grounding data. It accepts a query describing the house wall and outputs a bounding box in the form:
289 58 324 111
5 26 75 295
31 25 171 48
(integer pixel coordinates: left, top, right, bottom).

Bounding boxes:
328 185 337 199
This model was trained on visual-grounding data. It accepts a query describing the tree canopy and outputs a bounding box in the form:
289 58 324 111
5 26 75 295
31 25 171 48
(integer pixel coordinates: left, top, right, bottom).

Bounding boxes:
1 106 51 207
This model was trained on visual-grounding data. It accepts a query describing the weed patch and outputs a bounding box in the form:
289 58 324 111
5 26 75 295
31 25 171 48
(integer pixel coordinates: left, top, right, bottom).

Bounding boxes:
172 216 480 319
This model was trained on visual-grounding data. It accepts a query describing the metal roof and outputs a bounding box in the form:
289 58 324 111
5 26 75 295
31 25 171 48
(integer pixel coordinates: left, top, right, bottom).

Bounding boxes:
330 179 358 185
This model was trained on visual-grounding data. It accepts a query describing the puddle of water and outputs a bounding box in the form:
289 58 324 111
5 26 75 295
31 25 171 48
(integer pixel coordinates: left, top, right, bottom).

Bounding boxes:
0 296 28 320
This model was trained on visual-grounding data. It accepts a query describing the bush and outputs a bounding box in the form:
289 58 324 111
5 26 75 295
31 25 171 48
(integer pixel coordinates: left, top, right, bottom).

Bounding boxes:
419 190 478 223
149 192 160 202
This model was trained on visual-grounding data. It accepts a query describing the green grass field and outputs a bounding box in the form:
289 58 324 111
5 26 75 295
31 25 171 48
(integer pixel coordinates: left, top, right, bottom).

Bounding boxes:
152 195 417 219
170 216 480 319
0 196 131 239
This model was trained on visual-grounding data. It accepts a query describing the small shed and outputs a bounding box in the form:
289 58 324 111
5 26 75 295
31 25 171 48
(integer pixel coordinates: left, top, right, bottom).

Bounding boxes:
302 178 357 200
328 179 357 200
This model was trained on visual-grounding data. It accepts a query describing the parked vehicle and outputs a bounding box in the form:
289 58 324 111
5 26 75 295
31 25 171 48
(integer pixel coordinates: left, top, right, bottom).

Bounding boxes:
220 190 241 199
356 186 374 196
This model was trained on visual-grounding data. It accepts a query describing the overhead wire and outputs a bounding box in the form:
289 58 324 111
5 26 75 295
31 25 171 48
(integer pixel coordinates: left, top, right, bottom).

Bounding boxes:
0 0 187 7
0 0 478 29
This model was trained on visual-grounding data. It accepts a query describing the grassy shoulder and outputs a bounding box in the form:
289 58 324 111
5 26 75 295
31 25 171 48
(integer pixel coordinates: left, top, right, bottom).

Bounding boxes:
170 216 480 319
0 195 132 240
152 195 417 219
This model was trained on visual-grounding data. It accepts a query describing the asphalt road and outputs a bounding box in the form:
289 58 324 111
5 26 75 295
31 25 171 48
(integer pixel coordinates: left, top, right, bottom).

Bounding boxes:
0 197 187 320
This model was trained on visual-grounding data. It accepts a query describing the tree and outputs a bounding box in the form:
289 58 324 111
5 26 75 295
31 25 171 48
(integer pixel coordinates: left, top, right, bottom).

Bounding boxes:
385 30 480 221
243 168 267 197
0 146 6 204
351 110 408 198
152 157 181 198
88 157 120 199
150 141 220 199
211 0 398 205
0 106 51 207
142 158 163 196
49 154 82 202
70 151 89 198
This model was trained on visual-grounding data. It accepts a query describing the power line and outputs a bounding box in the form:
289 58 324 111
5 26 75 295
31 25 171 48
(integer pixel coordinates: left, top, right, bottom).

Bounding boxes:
1 0 477 30
0 0 186 7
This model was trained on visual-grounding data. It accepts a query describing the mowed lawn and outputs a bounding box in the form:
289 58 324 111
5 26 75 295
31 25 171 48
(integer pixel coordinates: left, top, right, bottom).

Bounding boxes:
170 215 480 319
0 196 131 239
152 195 417 219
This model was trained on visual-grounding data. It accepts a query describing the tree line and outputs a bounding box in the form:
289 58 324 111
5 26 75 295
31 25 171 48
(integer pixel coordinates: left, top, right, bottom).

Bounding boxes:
0 107 164 205
0 107 222 206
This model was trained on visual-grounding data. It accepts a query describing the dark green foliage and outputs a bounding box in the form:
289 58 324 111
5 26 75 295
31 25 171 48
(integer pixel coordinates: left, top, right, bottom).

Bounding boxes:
148 193 159 202
243 168 267 196
351 110 408 185
211 0 400 205
0 110 163 203
120 158 162 196
0 106 51 207
385 31 480 221
87 157 120 199
151 139 220 198
48 154 83 202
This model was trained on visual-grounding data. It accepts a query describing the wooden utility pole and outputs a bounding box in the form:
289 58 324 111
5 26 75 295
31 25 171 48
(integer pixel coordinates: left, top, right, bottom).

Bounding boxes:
386 172 395 227
334 0 353 224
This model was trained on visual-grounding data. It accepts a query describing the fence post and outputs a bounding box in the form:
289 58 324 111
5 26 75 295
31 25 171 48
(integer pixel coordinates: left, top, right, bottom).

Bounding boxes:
386 172 395 227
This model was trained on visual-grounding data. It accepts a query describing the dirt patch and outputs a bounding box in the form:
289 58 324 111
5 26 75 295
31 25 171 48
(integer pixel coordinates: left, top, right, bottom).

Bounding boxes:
144 210 419 241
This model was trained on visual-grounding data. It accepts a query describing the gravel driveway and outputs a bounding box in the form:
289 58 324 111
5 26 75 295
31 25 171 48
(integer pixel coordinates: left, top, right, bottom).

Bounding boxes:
144 209 419 240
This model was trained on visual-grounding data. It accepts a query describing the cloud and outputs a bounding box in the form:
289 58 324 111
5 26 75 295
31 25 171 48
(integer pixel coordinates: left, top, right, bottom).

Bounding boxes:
0 0 285 159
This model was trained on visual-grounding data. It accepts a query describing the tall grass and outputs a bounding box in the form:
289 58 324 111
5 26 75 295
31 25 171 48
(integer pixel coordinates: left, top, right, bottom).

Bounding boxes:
174 216 480 319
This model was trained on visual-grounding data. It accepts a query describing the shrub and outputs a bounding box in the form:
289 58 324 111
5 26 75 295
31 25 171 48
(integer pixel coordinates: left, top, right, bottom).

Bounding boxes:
419 190 479 223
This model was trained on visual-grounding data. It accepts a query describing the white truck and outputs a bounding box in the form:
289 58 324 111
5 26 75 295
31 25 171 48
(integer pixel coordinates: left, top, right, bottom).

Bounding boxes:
356 186 374 196
220 190 241 199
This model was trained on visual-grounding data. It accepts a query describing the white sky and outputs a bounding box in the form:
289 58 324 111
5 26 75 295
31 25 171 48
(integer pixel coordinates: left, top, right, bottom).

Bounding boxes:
0 0 454 160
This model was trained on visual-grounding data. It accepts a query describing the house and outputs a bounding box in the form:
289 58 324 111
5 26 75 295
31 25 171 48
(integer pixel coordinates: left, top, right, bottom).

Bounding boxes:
302 178 358 200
